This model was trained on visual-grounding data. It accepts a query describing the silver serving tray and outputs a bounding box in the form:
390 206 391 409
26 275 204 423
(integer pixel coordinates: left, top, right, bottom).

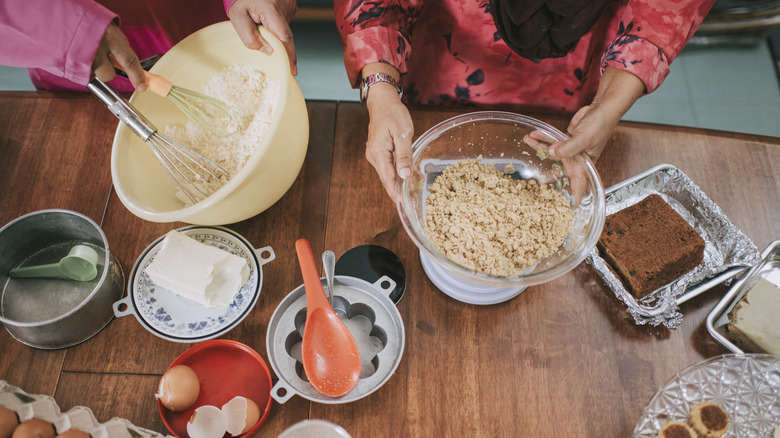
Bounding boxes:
706 240 780 353
587 164 761 328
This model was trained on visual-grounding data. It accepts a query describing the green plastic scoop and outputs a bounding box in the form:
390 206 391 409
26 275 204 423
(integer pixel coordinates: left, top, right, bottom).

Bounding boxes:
9 245 99 282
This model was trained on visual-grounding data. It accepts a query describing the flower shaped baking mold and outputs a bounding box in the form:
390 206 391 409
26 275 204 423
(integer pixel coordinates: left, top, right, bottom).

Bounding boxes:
287 295 388 381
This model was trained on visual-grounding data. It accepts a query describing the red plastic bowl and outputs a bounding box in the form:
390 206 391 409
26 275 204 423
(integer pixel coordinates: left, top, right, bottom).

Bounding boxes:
158 339 273 438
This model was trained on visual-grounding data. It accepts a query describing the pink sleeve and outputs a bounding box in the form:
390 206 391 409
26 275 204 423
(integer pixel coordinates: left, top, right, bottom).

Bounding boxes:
223 0 237 15
0 0 117 86
600 0 716 94
335 0 417 88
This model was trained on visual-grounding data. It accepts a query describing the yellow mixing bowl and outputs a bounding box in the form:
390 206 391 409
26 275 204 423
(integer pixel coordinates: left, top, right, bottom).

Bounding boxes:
111 22 309 225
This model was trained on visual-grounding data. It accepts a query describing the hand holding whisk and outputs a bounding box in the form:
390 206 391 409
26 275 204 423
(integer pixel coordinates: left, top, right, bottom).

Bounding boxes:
111 56 245 138
87 77 231 204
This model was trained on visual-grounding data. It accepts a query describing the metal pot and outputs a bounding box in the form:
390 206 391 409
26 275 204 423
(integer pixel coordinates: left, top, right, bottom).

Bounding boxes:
0 210 124 349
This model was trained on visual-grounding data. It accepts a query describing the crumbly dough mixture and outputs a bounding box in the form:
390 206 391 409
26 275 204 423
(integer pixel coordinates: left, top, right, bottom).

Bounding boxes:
424 157 574 275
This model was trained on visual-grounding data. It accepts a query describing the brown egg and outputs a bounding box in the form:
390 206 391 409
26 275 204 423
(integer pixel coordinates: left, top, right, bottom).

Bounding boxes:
156 364 200 411
0 407 19 438
11 419 55 438
55 430 90 438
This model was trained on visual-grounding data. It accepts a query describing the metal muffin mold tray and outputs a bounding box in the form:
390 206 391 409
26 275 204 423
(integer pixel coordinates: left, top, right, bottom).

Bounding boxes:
0 380 171 438
706 239 780 354
113 226 274 342
266 275 404 404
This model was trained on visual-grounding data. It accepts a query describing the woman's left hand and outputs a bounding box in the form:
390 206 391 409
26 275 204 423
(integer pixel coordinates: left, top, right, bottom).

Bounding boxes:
228 0 298 75
525 66 646 201
547 103 614 162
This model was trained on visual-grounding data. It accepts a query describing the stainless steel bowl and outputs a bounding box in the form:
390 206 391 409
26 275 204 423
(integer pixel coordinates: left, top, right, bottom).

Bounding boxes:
0 210 124 349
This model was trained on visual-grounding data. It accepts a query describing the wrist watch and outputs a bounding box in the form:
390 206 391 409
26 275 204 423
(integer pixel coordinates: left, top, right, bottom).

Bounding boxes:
360 72 403 105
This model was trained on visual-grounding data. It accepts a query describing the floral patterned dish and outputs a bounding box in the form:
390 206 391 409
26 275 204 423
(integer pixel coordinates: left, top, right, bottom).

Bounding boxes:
113 226 274 342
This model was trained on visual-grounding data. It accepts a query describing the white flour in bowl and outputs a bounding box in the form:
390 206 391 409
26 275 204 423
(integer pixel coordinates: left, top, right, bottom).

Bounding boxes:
162 64 280 203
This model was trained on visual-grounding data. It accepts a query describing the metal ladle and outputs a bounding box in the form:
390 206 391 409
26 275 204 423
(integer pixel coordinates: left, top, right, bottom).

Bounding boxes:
322 250 335 306
9 244 99 282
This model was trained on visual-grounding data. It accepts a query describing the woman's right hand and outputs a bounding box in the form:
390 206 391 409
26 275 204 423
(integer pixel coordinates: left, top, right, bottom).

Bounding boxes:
365 81 414 203
92 22 147 91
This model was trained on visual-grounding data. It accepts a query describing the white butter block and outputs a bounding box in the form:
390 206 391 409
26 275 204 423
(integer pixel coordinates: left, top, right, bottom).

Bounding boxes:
146 230 250 307
731 277 780 355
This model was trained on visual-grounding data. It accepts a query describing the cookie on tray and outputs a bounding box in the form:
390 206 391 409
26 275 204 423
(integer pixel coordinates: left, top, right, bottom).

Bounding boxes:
658 421 696 438
689 401 729 438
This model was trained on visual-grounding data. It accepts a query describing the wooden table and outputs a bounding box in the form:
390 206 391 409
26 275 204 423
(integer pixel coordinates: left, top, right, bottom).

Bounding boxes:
0 91 778 437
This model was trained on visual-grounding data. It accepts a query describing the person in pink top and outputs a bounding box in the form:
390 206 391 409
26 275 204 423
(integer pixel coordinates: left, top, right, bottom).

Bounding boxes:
335 0 717 201
0 0 298 93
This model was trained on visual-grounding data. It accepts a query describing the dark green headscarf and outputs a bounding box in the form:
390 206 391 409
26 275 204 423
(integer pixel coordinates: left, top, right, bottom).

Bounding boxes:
489 0 610 59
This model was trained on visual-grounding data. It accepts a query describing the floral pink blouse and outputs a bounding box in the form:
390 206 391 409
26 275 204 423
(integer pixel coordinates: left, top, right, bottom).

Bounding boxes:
335 0 715 113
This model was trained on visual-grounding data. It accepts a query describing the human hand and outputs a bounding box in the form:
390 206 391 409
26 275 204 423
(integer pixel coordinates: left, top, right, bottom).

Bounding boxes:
547 104 614 163
228 0 298 75
365 83 414 202
524 67 644 203
523 105 616 203
545 66 644 162
92 22 147 91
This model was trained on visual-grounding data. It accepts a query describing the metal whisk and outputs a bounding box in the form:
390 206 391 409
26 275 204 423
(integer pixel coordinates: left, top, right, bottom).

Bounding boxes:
112 56 245 138
87 77 231 204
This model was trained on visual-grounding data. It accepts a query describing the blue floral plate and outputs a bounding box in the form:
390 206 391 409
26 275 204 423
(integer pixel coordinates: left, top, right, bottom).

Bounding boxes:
113 226 274 342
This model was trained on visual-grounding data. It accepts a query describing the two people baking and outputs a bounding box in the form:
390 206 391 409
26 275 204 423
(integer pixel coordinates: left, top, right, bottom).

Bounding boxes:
1 0 717 201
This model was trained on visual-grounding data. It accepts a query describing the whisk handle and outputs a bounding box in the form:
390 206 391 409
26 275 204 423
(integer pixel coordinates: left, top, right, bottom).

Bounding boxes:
86 77 157 141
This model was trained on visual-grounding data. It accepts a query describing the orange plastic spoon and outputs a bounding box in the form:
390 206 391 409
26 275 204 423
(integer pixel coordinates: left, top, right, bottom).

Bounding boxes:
295 239 360 397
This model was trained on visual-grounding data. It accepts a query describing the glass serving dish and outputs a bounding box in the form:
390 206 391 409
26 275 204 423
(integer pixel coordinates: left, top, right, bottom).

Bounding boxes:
633 354 780 438
397 111 605 303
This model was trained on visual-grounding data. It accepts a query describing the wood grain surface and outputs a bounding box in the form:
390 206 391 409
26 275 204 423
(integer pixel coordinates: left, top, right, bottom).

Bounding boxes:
0 92 778 438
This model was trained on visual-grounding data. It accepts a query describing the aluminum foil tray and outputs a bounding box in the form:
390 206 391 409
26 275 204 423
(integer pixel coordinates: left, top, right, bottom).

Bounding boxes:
706 240 780 353
586 164 761 329
0 380 171 438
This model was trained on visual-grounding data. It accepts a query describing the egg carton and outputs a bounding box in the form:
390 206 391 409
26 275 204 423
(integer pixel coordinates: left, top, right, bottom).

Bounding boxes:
0 381 173 438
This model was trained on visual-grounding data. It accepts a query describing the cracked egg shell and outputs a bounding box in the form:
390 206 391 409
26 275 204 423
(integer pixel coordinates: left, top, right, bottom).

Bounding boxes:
186 405 227 438
156 364 200 412
11 419 55 438
222 396 260 436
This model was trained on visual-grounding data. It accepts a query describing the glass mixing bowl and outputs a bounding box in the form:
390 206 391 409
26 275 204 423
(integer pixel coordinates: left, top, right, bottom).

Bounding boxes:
397 111 605 297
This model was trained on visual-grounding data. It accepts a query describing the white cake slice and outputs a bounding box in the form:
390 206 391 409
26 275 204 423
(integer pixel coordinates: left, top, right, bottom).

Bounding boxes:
728 277 780 355
145 230 249 307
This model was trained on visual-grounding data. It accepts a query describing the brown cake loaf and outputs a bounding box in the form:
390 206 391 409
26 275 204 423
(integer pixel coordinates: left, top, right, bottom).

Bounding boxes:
597 194 705 299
